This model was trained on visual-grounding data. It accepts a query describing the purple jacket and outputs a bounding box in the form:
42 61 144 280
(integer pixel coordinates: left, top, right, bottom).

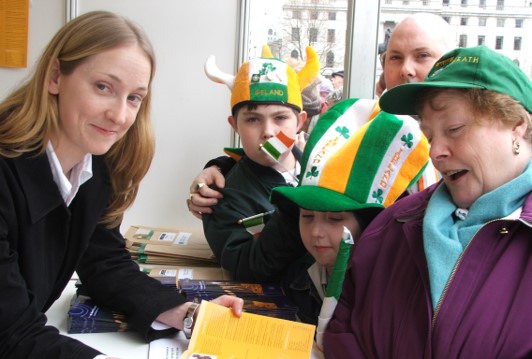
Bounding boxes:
324 184 532 358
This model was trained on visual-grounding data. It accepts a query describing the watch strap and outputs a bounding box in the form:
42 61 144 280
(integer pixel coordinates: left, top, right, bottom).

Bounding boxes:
183 302 200 339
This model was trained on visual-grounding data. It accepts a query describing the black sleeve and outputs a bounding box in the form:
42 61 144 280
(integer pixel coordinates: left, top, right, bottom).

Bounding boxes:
204 156 237 176
76 225 186 343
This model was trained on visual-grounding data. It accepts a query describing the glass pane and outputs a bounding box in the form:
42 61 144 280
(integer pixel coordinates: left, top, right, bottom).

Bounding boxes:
377 2 532 94
247 0 349 84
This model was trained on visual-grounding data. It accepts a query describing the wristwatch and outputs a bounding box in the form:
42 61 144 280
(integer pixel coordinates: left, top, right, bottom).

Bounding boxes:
183 302 200 339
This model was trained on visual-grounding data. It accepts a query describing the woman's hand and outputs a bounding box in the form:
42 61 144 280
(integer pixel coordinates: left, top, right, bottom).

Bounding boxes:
156 295 244 330
210 294 244 317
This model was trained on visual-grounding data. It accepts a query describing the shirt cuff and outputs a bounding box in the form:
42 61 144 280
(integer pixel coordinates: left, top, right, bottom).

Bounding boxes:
151 319 172 331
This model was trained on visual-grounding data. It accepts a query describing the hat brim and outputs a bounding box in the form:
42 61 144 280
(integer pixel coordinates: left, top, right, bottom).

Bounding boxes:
271 185 383 213
379 81 485 115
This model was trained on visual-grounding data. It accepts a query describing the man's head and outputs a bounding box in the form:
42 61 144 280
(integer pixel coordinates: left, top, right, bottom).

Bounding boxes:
384 13 455 91
331 70 344 89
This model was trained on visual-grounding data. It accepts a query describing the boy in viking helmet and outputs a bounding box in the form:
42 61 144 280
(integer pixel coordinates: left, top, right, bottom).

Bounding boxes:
201 46 319 282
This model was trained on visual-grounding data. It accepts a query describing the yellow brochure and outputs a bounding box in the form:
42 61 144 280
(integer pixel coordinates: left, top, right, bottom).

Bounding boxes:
180 300 315 359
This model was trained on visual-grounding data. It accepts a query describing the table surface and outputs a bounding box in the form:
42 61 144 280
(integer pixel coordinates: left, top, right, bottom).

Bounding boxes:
46 278 150 358
46 278 324 359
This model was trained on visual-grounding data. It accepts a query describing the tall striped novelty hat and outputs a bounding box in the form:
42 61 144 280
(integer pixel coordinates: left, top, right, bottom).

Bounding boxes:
271 98 431 212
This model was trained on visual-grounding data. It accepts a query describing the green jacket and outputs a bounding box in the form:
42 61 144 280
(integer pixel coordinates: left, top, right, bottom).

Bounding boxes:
202 155 306 282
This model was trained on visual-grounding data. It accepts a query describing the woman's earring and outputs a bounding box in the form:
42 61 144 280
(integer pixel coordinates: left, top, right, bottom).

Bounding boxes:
513 140 521 155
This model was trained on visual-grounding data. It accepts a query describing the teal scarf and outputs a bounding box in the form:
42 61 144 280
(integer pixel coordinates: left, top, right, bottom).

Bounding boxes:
423 160 532 309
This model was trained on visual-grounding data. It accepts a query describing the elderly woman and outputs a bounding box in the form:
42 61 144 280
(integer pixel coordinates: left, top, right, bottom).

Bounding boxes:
323 45 532 358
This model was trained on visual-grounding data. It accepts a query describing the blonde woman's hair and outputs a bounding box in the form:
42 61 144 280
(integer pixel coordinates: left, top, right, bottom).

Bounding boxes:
417 88 532 142
0 11 156 227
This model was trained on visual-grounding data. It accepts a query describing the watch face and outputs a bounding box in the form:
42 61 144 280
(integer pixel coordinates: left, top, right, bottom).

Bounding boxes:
184 317 193 329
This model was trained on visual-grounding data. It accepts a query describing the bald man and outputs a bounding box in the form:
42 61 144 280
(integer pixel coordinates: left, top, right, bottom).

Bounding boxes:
187 12 456 218
382 13 455 91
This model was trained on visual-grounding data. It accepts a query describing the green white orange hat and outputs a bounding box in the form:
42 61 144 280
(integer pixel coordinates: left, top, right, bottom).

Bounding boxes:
271 98 431 212
204 45 319 112
379 45 532 115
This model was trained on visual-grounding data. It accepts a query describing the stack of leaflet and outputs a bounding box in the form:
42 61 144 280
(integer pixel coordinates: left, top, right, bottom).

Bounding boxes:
68 292 132 334
139 264 232 287
67 264 231 334
178 279 299 321
124 225 219 267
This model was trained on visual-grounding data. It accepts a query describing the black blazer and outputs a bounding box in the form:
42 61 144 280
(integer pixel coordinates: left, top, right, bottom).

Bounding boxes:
0 153 184 359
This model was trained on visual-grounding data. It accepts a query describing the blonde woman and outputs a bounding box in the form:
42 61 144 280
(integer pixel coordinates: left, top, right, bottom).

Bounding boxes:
0 11 241 359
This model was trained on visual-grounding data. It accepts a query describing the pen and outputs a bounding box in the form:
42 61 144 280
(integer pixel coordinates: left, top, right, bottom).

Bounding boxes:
237 210 275 224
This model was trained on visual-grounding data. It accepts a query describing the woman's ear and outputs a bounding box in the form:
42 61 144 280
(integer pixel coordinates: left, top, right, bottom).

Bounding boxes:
512 116 528 139
48 59 61 95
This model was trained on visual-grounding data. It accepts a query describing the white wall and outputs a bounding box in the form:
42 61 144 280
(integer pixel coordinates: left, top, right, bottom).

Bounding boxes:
0 0 65 99
1 1 387 235
0 0 239 233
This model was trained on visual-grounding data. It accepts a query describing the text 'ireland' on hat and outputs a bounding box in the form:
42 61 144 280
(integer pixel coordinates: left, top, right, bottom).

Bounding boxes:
379 45 532 115
204 45 319 112
271 98 431 213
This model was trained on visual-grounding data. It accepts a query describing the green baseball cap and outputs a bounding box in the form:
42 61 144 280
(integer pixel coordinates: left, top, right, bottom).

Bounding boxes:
379 45 532 115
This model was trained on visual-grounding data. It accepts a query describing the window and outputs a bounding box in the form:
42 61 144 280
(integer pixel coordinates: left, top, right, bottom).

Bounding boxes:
310 11 319 20
496 0 504 10
461 17 468 26
326 51 335 68
328 12 336 21
292 10 301 20
327 29 336 43
309 27 318 42
478 17 487 26
514 37 522 50
461 0 468 7
402 0 409 4
495 36 504 49
515 19 523 28
479 0 486 8
385 0 392 3
291 27 300 41
478 35 485 45
290 49 300 60
497 18 505 27
443 0 450 6
422 0 429 4
459 34 468 47
443 16 451 23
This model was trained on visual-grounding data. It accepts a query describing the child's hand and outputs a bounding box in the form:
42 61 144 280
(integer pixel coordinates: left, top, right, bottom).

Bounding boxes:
295 131 309 153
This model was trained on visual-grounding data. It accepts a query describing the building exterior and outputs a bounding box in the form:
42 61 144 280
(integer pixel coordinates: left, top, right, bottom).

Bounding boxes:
378 0 532 79
253 0 532 79
273 0 349 75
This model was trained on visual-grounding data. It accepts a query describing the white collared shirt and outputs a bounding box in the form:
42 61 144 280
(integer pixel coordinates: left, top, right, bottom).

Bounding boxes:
46 142 93 206
279 161 301 187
